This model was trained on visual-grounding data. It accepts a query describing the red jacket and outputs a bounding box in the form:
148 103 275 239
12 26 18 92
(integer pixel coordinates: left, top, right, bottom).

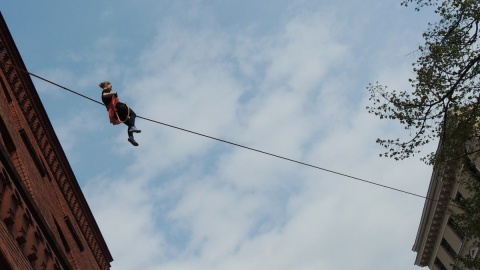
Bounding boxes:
107 96 122 125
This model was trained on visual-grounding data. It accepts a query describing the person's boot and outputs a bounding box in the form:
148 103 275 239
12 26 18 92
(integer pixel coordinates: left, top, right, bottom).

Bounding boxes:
129 126 141 133
128 136 139 146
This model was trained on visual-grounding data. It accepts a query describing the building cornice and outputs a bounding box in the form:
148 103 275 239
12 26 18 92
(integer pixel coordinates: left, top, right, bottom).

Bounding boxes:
412 158 458 266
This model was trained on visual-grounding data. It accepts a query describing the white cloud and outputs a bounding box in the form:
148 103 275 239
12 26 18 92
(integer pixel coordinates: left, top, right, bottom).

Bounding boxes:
79 2 435 270
2 1 438 268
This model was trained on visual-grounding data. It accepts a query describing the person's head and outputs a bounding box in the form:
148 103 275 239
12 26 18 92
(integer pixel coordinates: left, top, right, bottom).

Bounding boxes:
99 81 112 90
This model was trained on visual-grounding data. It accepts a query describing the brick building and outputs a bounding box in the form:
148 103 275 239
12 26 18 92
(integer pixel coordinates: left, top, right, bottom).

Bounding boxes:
0 12 113 270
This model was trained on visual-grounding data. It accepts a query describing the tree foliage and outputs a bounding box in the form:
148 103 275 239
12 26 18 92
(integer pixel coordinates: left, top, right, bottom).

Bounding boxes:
367 0 480 268
367 0 480 165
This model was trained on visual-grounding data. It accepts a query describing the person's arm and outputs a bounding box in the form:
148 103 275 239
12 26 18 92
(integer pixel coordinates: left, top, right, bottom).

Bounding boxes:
102 91 117 97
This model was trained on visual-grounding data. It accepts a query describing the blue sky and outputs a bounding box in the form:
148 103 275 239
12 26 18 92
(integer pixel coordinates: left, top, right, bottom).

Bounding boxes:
3 1 439 269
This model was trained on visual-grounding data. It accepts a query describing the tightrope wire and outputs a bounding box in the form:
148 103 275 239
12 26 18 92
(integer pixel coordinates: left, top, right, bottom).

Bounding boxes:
8 63 434 201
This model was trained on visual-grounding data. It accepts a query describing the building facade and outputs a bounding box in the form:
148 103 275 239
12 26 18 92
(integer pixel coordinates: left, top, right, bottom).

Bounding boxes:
0 12 113 270
413 143 479 269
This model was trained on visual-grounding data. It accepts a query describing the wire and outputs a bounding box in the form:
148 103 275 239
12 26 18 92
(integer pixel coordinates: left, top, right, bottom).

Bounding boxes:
140 114 428 199
28 72 104 106
6 62 434 200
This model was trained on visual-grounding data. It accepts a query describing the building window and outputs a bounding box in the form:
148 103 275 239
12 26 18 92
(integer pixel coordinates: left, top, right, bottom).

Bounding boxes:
455 192 465 204
448 218 465 240
434 257 448 270
0 115 15 153
0 251 13 270
53 217 70 253
466 157 480 182
441 238 458 260
0 75 13 103
18 129 46 177
64 216 84 252
469 243 479 259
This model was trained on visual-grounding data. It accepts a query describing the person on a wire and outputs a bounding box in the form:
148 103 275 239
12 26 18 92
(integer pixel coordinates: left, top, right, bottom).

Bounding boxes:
100 81 141 146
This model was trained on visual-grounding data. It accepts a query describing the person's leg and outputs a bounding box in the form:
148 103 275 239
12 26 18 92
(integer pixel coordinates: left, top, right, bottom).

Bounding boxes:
126 109 141 133
126 123 138 146
116 103 129 122
116 103 139 146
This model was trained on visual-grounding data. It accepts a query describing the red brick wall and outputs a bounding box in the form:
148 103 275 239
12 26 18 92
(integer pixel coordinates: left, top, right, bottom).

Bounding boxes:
0 13 112 270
